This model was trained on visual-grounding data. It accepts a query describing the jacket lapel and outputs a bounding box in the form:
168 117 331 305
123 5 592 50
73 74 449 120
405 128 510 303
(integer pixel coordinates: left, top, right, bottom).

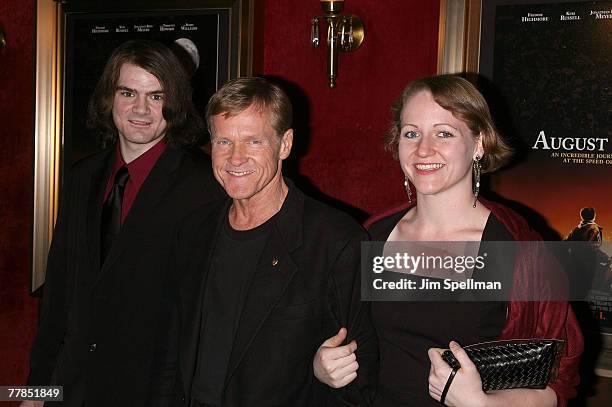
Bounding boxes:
223 182 305 386
223 232 298 385
97 147 182 281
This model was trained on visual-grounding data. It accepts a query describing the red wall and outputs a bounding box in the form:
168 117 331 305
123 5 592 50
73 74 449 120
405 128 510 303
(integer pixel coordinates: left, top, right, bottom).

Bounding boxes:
258 0 440 216
0 0 38 395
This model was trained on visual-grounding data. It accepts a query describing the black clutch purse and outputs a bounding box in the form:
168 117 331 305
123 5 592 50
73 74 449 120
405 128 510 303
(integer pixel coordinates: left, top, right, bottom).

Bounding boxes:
441 339 564 392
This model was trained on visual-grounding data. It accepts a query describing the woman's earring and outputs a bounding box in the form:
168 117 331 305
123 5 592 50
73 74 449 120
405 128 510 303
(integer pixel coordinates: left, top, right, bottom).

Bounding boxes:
404 177 413 205
472 155 481 208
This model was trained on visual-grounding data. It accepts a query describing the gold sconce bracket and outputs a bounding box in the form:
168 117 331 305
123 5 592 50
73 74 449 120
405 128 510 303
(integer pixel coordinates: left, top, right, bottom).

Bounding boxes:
338 15 364 52
311 1 365 88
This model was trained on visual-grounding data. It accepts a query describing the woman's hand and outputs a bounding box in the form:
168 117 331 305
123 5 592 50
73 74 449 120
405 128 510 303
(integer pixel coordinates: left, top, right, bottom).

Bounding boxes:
313 327 359 388
429 341 558 407
428 341 488 407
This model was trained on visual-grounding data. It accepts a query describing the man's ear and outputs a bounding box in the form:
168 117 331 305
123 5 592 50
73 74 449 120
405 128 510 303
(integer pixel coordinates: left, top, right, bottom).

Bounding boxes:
279 128 293 160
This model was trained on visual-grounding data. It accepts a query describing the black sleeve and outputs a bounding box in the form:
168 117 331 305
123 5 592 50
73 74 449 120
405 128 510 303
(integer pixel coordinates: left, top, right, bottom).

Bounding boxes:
27 172 75 385
327 230 378 406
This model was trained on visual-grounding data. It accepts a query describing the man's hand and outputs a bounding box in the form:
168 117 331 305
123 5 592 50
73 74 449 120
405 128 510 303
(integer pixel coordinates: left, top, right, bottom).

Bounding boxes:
313 327 359 388
19 401 44 407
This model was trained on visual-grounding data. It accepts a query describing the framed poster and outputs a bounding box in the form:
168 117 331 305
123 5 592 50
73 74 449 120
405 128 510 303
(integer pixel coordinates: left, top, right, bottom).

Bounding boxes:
440 0 612 377
32 0 253 291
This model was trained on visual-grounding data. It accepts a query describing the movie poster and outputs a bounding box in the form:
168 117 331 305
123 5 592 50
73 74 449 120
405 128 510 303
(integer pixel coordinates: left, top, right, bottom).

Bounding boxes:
480 0 611 334
63 9 230 169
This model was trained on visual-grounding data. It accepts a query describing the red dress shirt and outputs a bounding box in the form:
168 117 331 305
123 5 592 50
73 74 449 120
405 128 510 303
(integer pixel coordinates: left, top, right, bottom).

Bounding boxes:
103 140 167 224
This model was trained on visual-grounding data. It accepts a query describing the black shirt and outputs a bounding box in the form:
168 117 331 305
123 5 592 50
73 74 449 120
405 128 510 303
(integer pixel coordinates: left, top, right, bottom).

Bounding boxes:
191 213 271 406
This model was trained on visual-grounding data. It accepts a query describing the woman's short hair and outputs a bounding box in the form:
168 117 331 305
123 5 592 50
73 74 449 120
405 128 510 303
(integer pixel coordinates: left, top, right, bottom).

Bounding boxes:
385 74 512 172
205 77 292 136
87 39 204 147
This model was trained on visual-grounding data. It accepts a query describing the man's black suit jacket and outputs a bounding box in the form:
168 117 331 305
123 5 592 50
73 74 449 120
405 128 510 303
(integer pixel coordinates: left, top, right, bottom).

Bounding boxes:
173 182 377 406
27 145 223 407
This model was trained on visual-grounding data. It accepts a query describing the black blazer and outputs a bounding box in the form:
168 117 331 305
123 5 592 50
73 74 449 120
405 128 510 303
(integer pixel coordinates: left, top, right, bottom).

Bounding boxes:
27 146 223 407
173 182 377 407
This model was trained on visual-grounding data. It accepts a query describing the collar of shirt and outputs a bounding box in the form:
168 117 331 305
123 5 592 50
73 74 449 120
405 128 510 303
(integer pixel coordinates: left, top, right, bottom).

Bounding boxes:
103 139 167 222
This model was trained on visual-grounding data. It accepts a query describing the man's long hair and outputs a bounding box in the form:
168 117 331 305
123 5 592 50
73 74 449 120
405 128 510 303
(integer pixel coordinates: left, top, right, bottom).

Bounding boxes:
87 39 204 147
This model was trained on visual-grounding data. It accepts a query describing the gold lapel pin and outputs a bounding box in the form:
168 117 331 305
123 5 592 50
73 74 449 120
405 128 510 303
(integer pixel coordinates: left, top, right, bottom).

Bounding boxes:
272 258 279 267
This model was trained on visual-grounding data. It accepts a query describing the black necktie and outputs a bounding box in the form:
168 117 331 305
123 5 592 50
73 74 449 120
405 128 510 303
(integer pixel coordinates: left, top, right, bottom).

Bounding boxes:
101 166 129 264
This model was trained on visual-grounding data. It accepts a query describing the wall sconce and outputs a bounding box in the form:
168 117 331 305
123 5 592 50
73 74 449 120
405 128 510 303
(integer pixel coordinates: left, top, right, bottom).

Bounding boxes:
311 0 365 88
0 25 6 51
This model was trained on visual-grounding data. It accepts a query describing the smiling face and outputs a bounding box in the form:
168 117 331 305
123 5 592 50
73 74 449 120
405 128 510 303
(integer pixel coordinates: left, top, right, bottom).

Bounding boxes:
112 62 167 161
210 104 292 205
398 90 483 199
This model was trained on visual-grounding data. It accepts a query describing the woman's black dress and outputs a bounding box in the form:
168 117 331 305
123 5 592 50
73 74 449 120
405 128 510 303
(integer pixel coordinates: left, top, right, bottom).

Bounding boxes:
369 211 514 406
